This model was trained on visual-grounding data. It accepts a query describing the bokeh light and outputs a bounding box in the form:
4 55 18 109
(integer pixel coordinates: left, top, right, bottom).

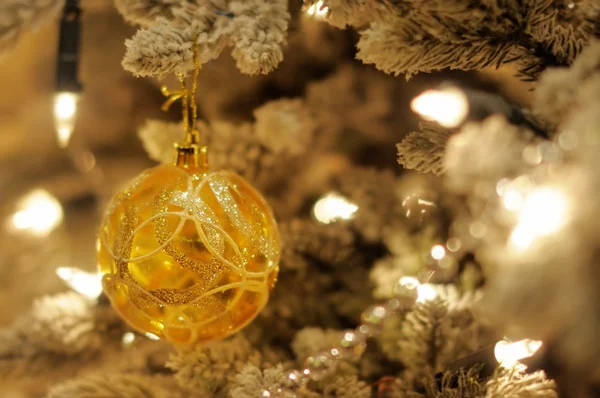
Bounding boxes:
509 186 569 250
430 244 446 260
494 339 543 368
53 92 78 148
305 0 328 18
313 192 358 224
411 87 469 128
56 267 103 300
9 189 64 237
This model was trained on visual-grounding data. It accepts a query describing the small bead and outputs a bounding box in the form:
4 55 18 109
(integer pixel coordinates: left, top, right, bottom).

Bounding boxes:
302 368 312 380
357 324 378 337
361 304 389 335
386 298 401 312
121 332 136 348
341 330 366 346
394 276 420 309
287 369 306 385
263 387 286 398
304 351 335 380
329 347 342 359
339 330 367 360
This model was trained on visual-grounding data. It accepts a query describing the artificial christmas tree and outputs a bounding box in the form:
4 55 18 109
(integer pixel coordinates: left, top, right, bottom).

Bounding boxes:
0 0 599 397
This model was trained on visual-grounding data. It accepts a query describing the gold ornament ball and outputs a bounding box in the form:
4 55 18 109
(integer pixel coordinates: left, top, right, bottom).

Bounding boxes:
97 145 280 345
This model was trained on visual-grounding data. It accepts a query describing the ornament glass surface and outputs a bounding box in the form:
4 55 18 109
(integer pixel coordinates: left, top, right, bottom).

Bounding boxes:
97 145 280 345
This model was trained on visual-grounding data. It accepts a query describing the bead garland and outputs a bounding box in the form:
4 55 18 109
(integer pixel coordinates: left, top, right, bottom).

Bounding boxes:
260 275 426 397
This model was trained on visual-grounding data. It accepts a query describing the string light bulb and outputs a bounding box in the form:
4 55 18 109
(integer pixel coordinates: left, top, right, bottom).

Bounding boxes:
396 276 438 303
305 0 328 18
494 339 542 368
56 267 103 300
509 186 569 250
411 87 469 128
54 0 82 148
430 244 446 260
53 92 79 147
145 332 161 341
9 189 63 236
416 283 438 302
313 192 358 224
121 332 136 347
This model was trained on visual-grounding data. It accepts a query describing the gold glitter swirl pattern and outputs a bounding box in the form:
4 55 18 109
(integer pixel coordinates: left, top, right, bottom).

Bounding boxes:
97 164 280 345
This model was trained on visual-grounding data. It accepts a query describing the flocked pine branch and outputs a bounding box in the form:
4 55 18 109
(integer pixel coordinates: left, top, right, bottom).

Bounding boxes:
334 167 401 242
228 0 288 75
391 366 485 398
230 364 295 398
253 98 316 155
397 121 454 175
253 219 374 342
166 334 263 397
0 293 108 361
138 119 186 164
318 0 599 80
232 362 371 398
318 375 372 398
305 63 397 143
535 39 600 128
0 0 64 57
379 296 494 385
465 39 600 385
390 363 557 397
46 374 174 398
291 327 344 361
0 291 125 384
114 0 181 27
485 368 557 398
279 219 356 271
306 0 401 29
444 115 537 195
122 0 290 78
122 3 225 79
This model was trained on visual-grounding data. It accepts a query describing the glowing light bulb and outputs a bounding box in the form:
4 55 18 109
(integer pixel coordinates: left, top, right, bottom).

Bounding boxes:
494 339 542 368
145 332 161 340
53 92 79 148
9 189 63 236
313 192 358 224
416 284 438 302
396 276 437 303
122 332 136 347
509 186 568 251
430 244 446 260
398 276 420 290
305 0 328 17
497 177 533 213
411 87 469 128
446 237 461 252
502 189 524 212
56 267 103 300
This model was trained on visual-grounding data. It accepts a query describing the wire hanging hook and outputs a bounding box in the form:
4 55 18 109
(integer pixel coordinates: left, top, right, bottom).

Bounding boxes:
159 44 202 144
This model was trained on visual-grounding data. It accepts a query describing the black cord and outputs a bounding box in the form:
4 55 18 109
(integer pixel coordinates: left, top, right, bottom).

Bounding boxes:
56 0 82 93
465 89 548 139
438 83 549 139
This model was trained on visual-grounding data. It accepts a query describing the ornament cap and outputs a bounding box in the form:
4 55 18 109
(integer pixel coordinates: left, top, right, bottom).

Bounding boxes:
174 140 208 169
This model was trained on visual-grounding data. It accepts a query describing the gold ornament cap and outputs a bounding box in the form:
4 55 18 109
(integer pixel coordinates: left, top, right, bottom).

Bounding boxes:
174 140 208 169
